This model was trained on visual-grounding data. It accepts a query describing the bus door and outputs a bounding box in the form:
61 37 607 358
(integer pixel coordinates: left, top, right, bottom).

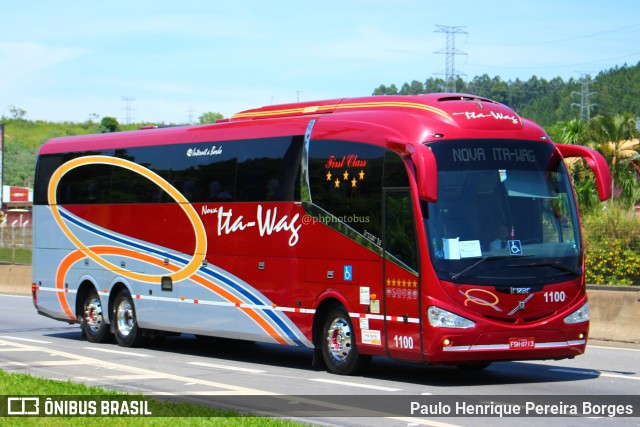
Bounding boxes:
382 189 424 361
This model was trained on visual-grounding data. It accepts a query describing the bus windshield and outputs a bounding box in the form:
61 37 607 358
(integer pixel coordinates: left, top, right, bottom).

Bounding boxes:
425 139 582 286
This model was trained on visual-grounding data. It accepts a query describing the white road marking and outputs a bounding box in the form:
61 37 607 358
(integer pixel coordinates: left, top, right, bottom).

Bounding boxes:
589 344 640 353
31 360 88 366
309 377 402 391
188 361 266 374
105 374 167 380
83 346 153 357
0 336 53 344
0 361 28 367
550 368 640 381
0 338 277 395
388 417 464 427
0 337 467 425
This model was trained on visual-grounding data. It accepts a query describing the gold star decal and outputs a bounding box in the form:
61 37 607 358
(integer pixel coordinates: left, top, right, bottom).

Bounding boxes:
343 170 349 180
351 178 357 188
359 170 365 180
334 178 340 188
326 171 332 181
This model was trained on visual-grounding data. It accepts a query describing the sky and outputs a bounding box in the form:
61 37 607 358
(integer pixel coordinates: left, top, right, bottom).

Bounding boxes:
1 0 639 124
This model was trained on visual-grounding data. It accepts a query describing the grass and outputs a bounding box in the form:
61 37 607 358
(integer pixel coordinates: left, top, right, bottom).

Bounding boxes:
0 370 302 426
0 247 32 265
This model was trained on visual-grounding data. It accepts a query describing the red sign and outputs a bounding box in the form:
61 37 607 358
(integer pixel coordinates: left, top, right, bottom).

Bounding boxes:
9 186 29 202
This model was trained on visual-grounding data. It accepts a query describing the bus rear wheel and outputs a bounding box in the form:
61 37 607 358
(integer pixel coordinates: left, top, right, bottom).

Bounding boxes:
113 289 143 347
321 306 371 375
80 289 112 343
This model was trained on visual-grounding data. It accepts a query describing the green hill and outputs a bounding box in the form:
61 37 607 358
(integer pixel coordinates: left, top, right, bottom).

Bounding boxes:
373 61 640 127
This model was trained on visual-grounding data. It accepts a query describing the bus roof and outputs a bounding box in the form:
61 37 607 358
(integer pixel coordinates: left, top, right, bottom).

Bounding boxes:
39 94 551 155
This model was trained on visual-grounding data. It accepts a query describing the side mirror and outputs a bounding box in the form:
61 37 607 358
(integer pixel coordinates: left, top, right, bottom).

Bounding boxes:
411 146 438 202
555 143 612 201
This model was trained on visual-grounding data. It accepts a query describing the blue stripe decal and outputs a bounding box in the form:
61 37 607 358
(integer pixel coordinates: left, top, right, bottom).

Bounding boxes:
58 208 307 347
198 265 306 347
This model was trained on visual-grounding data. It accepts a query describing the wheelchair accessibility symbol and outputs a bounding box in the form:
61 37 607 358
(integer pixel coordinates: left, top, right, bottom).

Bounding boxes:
344 265 353 281
508 240 522 255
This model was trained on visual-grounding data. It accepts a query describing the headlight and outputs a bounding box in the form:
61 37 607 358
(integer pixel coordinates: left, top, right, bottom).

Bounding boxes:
427 306 475 328
564 302 589 324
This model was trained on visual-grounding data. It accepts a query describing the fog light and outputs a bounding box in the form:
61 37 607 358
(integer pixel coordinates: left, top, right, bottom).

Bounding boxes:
443 338 452 347
578 333 584 339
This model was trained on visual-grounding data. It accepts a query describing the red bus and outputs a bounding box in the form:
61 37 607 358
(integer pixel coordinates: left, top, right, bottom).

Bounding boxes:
32 94 611 375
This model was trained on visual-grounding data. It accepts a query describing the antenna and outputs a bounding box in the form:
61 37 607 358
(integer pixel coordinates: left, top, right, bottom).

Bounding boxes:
434 25 468 92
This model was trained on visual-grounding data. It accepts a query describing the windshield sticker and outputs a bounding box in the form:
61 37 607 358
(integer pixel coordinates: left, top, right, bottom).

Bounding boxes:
443 238 482 259
459 240 482 258
508 240 523 255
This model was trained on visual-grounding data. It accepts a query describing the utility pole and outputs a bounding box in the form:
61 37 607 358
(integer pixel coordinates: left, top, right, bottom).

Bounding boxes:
434 25 468 92
122 97 136 125
571 74 596 122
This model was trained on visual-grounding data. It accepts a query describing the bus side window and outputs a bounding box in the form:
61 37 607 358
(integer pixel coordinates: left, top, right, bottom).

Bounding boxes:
236 137 302 202
308 140 384 241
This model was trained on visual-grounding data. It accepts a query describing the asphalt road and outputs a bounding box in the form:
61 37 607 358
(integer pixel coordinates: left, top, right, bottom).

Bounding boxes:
1 293 638 426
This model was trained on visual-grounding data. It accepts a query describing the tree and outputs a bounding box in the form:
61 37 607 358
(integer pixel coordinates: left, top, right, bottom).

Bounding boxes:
372 84 398 95
99 117 120 133
6 105 27 120
399 80 425 95
424 78 447 93
588 113 640 207
555 119 601 211
198 112 224 124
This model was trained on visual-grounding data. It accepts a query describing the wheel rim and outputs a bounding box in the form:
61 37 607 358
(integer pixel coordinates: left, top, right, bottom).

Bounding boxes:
116 299 134 337
326 316 352 363
84 297 103 334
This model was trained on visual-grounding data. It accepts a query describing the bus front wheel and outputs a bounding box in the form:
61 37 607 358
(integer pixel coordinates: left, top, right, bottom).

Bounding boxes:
113 289 143 347
321 306 371 375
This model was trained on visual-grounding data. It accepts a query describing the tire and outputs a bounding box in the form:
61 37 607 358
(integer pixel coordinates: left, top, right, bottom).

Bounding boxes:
112 289 144 347
80 289 112 343
321 305 371 375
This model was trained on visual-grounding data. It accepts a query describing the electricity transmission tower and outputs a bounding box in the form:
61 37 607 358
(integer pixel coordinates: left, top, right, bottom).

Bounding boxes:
122 97 136 124
571 74 596 122
434 25 468 92
187 106 195 124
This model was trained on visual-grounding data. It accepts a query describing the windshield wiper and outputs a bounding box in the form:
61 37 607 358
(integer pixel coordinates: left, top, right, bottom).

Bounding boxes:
450 256 510 281
515 262 581 276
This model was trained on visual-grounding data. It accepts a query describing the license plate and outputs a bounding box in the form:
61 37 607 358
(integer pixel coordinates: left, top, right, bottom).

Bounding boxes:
509 337 535 349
